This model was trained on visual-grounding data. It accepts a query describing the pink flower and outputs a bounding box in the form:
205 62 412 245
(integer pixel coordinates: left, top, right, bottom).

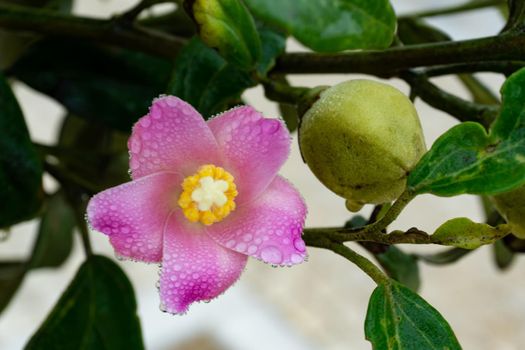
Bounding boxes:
87 96 307 314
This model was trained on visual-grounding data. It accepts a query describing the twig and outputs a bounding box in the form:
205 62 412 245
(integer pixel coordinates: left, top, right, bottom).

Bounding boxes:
0 3 185 59
399 0 504 19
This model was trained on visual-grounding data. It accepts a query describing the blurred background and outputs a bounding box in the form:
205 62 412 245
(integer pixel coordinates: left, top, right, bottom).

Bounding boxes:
1 0 524 349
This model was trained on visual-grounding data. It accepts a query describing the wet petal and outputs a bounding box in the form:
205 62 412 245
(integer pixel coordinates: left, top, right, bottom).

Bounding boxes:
160 212 248 314
129 96 219 179
206 176 307 266
87 172 181 262
208 106 290 204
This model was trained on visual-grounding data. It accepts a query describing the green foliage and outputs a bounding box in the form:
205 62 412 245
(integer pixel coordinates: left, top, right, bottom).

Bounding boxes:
0 71 42 228
365 281 461 350
375 246 420 292
185 0 261 70
493 239 515 270
25 255 144 350
408 68 525 196
57 114 130 191
30 190 75 269
244 0 396 52
168 29 285 117
0 191 74 313
10 40 173 132
432 217 509 249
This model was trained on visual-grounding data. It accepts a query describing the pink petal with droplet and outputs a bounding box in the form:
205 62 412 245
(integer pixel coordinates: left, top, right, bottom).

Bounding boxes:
159 211 247 314
208 106 290 204
87 172 181 262
206 176 307 266
129 96 220 179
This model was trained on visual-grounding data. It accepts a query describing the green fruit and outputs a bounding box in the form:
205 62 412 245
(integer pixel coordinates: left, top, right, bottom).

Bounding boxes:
492 185 525 238
299 79 426 210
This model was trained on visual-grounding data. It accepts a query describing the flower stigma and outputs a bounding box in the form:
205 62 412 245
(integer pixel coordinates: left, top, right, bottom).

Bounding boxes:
178 164 238 225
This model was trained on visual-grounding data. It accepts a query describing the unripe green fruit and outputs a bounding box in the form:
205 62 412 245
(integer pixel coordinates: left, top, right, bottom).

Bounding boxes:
299 79 426 210
492 185 525 238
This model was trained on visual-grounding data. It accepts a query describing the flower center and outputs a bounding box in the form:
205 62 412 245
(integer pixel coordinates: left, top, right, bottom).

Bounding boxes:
178 164 238 226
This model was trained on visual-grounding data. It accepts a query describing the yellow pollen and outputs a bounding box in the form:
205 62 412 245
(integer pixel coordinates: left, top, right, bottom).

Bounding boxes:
178 164 238 225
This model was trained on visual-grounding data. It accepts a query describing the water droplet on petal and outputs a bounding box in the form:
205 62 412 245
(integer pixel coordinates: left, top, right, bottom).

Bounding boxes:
290 253 304 264
140 118 151 128
260 246 282 264
247 245 257 254
293 238 306 252
243 234 252 242
235 242 247 252
130 138 141 153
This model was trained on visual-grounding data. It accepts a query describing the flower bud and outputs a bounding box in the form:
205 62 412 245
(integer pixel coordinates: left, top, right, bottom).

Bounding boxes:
491 185 525 238
299 79 426 210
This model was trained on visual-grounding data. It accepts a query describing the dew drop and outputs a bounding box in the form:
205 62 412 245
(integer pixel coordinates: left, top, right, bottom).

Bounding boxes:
260 246 282 264
293 238 306 252
173 264 182 271
140 118 151 128
130 138 142 153
235 242 247 252
242 234 253 242
226 239 236 248
290 253 304 264
247 245 257 254
262 119 280 134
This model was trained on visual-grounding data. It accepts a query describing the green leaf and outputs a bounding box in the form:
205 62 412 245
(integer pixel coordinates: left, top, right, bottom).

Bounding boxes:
376 246 420 292
11 40 173 132
29 191 75 269
432 217 509 249
0 0 73 69
25 255 144 350
0 261 25 313
256 26 286 75
415 248 472 265
244 0 396 52
408 68 525 196
185 0 261 70
57 114 130 191
493 239 515 270
0 191 75 314
168 37 254 117
365 281 461 350
0 71 42 228
168 26 283 117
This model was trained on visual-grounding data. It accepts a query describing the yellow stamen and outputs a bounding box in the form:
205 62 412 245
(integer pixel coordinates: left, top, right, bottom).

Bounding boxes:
178 164 238 225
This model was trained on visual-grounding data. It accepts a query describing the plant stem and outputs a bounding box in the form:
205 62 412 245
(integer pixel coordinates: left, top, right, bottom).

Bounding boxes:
73 203 93 257
119 0 175 23
303 226 432 245
399 0 504 19
362 190 416 234
307 236 389 285
261 78 309 104
401 71 499 128
0 3 185 58
1 2 524 78
274 33 525 76
43 161 99 195
423 61 525 77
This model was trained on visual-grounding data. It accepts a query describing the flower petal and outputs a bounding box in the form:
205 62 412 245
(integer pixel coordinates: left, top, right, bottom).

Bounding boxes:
87 172 181 263
129 96 219 179
206 176 307 266
208 106 290 204
160 212 248 314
